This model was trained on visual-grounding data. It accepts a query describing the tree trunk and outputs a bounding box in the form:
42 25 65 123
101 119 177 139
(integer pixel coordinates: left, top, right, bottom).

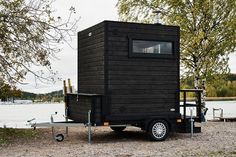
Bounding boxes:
193 59 207 121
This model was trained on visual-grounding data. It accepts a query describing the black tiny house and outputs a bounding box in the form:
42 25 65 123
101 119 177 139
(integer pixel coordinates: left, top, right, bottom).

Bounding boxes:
66 21 202 141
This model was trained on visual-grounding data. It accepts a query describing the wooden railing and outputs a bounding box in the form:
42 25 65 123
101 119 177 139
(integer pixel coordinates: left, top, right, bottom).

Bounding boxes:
180 89 203 122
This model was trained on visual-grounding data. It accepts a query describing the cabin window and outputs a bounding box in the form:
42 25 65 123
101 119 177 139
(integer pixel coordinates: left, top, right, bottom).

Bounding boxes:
132 40 173 55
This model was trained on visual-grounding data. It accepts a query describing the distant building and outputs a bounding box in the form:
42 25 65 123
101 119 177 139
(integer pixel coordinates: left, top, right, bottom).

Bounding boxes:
14 100 33 104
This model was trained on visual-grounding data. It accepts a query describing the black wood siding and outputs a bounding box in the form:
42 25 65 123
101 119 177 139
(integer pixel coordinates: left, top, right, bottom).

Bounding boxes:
69 21 180 123
67 94 102 124
68 22 105 123
78 22 105 94
105 21 180 118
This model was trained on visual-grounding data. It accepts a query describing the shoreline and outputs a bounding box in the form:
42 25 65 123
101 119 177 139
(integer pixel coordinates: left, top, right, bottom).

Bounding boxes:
0 102 63 105
206 97 236 101
180 97 236 102
1 97 236 105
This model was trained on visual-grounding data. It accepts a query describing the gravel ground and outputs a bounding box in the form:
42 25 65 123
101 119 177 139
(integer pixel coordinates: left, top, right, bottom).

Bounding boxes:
0 122 235 157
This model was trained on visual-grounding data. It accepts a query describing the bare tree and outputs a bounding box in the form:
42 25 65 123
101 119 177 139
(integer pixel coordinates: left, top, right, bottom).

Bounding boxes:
0 0 79 85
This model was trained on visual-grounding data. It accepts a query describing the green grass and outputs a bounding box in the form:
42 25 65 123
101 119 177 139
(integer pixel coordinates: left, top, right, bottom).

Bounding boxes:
194 150 236 157
207 150 236 157
0 128 38 146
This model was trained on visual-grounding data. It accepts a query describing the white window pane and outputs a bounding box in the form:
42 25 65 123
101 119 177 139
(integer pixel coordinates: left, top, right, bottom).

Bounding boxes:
133 40 172 54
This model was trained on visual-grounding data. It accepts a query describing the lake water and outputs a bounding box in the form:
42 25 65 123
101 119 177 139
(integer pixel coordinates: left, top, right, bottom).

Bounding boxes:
0 101 236 128
0 103 65 128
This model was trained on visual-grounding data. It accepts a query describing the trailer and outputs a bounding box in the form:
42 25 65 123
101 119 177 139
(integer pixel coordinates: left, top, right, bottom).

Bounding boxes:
31 21 204 142
64 21 204 141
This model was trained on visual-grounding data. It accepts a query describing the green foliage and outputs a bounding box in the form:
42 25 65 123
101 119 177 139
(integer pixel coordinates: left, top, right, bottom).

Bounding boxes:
0 80 63 102
181 74 236 97
0 128 38 146
215 81 236 97
20 91 37 100
0 0 78 84
0 81 22 101
20 90 63 102
117 0 236 85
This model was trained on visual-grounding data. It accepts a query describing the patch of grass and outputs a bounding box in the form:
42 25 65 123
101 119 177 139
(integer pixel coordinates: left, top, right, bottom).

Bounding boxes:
207 150 236 157
194 150 236 157
0 128 38 146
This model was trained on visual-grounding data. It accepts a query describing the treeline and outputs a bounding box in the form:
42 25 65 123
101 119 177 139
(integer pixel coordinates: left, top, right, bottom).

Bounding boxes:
21 90 64 102
0 83 21 101
1 74 236 102
181 73 236 97
0 80 64 102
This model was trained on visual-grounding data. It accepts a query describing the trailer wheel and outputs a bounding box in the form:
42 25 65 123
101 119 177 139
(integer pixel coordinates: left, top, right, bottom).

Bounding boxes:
110 126 126 132
55 134 64 142
148 120 169 141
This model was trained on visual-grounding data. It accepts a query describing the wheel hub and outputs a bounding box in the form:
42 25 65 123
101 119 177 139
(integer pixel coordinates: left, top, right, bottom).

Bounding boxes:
152 122 167 139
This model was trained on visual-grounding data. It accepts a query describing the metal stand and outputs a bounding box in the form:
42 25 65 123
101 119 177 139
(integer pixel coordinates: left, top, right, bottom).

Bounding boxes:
65 107 69 137
50 112 56 140
190 108 194 138
88 110 91 144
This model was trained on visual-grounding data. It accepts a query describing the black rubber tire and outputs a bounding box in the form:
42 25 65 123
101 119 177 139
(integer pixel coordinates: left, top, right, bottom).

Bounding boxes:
148 120 169 141
55 134 64 142
110 126 126 132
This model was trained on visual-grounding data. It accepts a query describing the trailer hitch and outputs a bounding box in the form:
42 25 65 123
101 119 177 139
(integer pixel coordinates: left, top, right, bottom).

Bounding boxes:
27 118 36 130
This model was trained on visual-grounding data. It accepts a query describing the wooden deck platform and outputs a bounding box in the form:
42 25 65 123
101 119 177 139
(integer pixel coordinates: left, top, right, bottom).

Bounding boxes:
210 117 236 122
219 117 236 122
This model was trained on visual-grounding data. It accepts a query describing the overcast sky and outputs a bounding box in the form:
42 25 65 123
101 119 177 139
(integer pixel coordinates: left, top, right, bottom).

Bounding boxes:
17 0 236 94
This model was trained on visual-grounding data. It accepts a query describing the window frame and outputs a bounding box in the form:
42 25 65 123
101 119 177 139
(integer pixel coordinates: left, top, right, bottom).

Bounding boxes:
128 36 175 59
